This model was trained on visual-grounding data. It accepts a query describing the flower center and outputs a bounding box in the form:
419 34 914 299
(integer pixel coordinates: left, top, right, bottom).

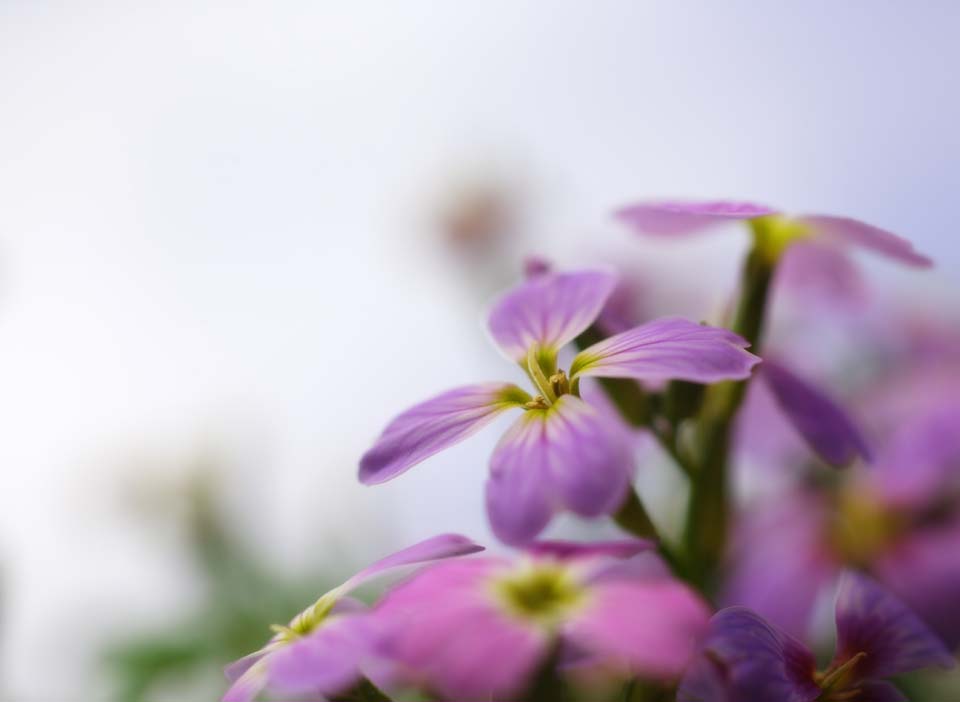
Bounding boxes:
270 594 337 643
492 563 586 625
828 487 901 567
524 345 573 408
750 215 810 262
814 651 867 700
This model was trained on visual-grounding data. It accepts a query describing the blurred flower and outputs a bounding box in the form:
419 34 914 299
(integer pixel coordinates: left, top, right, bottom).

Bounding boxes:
359 268 759 543
370 539 709 700
222 534 483 702
680 573 954 702
615 198 932 267
725 398 960 647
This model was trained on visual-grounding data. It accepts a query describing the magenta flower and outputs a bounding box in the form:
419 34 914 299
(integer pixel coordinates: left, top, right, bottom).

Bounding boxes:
725 399 960 647
679 573 954 702
359 268 760 543
615 199 932 267
222 534 483 702
369 539 710 700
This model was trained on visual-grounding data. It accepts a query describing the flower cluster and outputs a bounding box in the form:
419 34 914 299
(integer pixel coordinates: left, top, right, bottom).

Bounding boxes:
226 198 956 701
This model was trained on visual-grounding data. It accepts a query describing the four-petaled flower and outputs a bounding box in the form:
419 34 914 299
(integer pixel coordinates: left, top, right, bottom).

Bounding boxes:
679 572 955 702
222 534 483 702
370 539 710 700
358 268 760 543
615 199 932 267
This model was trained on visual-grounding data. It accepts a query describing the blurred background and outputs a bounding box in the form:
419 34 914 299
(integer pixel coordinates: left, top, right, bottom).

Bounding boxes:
1 2 958 700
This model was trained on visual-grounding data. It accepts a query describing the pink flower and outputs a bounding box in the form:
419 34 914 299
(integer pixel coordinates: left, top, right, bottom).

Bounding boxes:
369 540 710 700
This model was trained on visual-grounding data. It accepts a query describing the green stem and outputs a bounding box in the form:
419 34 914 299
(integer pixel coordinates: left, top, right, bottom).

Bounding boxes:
683 244 774 590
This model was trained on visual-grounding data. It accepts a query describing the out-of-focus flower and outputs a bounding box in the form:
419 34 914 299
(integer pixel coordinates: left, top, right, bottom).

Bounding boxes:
370 539 709 700
680 573 954 702
359 268 760 543
725 399 960 647
222 534 483 702
615 199 932 267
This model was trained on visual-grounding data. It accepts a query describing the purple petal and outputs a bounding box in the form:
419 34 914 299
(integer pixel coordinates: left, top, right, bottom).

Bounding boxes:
372 558 549 699
525 539 654 561
760 360 871 467
722 492 837 640
487 269 617 362
486 395 635 544
870 402 960 509
795 215 933 268
339 533 485 594
833 572 955 679
677 607 820 702
777 241 869 309
570 317 759 384
359 383 525 485
267 615 372 696
222 665 268 702
564 579 711 680
874 521 960 649
224 650 269 686
615 199 779 236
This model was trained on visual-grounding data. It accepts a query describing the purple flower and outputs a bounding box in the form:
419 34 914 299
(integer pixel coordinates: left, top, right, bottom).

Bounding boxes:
369 539 710 700
222 534 483 702
679 573 954 702
615 199 932 267
725 400 960 647
359 268 760 544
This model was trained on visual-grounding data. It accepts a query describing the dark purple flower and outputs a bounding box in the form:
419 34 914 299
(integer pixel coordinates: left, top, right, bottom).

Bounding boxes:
615 199 931 267
680 573 954 702
359 268 760 544
370 540 709 700
222 534 483 702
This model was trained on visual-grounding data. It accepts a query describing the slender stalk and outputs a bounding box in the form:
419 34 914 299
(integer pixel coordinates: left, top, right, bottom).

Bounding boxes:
683 243 774 589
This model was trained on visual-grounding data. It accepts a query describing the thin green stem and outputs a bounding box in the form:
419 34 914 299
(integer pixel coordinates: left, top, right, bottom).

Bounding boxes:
683 243 775 590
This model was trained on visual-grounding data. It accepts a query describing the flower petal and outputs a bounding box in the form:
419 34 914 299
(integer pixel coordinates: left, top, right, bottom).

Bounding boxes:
487 269 617 362
870 402 960 509
266 615 372 696
372 559 548 699
677 607 820 702
873 520 960 649
723 492 836 640
338 533 485 595
570 317 759 384
777 241 869 309
760 360 872 467
359 383 526 485
222 664 268 702
833 572 955 680
565 579 711 680
795 215 933 268
615 200 779 236
486 395 634 544
525 539 654 561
